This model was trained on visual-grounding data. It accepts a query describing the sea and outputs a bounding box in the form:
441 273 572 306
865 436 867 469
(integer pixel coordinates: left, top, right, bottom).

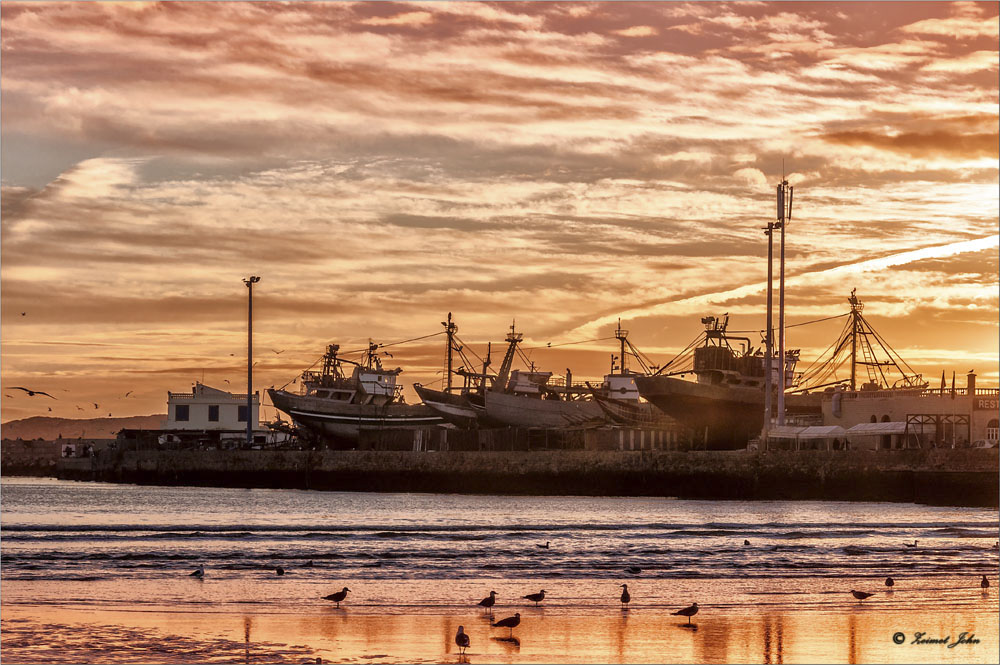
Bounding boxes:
1 477 998 663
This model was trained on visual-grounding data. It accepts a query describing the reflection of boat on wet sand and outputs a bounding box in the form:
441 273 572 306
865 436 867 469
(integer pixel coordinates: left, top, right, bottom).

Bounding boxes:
268 342 443 447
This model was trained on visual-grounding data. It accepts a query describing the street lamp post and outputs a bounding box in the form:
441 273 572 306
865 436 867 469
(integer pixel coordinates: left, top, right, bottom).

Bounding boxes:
243 275 261 448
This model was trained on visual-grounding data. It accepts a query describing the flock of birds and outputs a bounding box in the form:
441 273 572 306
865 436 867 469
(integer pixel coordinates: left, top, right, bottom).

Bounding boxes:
6 385 134 418
185 538 994 655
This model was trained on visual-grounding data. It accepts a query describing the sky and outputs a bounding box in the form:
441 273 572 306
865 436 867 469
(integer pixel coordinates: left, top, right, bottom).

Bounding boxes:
1 1 998 424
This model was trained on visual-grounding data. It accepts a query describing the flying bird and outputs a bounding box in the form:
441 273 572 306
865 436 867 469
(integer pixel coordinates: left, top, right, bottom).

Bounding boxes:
190 565 205 578
491 613 520 638
620 584 631 609
272 349 285 354
10 387 56 399
323 587 350 608
671 602 699 625
455 626 470 655
522 589 545 606
93 403 99 409
4 394 12 398
224 379 230 384
48 407 52 412
76 406 84 411
850 590 874 602
478 590 497 613
21 312 26 316
885 577 894 588
124 391 133 398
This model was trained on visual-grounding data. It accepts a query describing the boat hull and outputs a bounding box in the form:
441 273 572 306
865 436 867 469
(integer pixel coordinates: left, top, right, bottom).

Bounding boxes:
413 385 489 428
268 389 444 447
483 391 604 428
634 375 762 449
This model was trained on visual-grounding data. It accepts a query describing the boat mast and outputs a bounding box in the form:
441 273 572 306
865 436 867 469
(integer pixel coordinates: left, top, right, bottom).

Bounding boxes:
762 219 776 442
849 289 861 390
443 312 458 393
615 319 629 375
490 321 523 392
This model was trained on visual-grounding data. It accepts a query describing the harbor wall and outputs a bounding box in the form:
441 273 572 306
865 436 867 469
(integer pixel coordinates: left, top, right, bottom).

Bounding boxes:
58 447 999 507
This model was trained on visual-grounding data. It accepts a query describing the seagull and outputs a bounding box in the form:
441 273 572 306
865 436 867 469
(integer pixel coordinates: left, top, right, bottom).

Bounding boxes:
10 387 56 399
455 626 470 655
21 312 26 316
522 589 545 606
93 403 99 409
619 584 630 609
982 576 990 589
323 587 350 608
76 406 84 411
478 590 497 613
224 379 230 384
744 539 750 546
190 565 205 578
124 391 133 398
851 590 874 602
4 394 12 398
536 541 550 549
48 407 52 412
272 349 285 354
671 602 698 625
492 613 520 638
885 577 894 588
905 540 917 548
276 567 285 576
625 566 642 575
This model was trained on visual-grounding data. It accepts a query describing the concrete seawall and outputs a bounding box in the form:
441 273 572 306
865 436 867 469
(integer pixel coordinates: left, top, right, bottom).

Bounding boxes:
57 448 1000 507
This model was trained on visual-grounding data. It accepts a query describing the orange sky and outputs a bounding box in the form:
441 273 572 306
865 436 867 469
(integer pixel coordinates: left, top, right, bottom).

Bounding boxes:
1 1 998 423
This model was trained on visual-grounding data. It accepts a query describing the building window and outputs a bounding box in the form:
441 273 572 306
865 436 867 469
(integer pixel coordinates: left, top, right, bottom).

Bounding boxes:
238 405 248 422
988 419 999 442
175 404 189 422
208 405 219 422
870 415 877 423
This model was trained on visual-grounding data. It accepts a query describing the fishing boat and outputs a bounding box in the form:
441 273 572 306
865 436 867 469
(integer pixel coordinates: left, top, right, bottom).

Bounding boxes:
268 342 443 448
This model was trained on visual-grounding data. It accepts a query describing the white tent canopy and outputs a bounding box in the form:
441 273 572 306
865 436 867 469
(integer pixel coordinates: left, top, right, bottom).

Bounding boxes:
766 425 804 439
846 422 907 436
797 425 847 440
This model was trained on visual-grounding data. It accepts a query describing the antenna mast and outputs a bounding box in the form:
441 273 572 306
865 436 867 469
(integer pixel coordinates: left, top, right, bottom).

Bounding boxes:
776 172 793 425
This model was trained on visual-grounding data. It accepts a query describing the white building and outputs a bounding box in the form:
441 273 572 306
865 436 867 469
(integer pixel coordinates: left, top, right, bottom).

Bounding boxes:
166 383 260 432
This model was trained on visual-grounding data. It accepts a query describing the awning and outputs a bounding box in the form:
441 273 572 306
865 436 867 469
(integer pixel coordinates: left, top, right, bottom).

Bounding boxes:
846 421 908 436
766 425 805 439
797 425 847 440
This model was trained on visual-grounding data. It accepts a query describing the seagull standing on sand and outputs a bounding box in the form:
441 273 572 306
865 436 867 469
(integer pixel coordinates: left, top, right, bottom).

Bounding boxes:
885 577 894 588
478 590 498 613
190 565 205 578
323 587 350 608
851 590 874 602
619 584 631 609
671 602 698 625
455 626 470 655
522 589 545 606
982 576 990 589
492 613 520 638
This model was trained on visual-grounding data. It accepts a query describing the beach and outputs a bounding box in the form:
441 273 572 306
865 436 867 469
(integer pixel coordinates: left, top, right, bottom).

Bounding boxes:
2 478 998 663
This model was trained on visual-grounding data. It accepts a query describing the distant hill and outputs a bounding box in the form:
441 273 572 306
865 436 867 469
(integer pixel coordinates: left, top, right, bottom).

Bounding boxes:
0 414 167 441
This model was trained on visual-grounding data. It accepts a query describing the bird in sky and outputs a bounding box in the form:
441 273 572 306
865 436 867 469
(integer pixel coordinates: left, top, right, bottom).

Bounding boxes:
323 587 350 608
522 590 545 606
620 584 631 609
11 387 56 399
491 613 520 638
455 626 470 655
48 407 52 412
851 590 874 602
272 349 285 354
108 413 112 417
224 379 230 384
671 602 699 625
4 394 13 398
93 403 99 409
124 391 133 398
478 590 497 613
76 406 84 411
21 312 26 316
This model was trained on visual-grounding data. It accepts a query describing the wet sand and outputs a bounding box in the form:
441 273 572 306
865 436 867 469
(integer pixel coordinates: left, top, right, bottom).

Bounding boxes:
3 585 997 664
